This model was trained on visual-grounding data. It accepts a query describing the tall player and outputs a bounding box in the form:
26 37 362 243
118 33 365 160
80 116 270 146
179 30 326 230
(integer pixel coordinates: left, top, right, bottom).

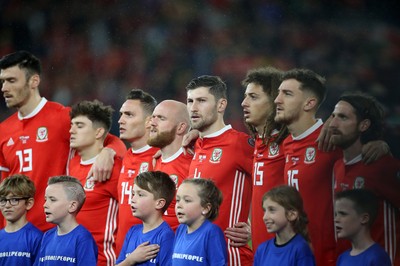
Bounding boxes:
274 69 341 266
329 92 400 266
0 51 125 231
116 89 158 253
241 67 288 252
68 100 122 266
186 75 254 265
147 100 192 231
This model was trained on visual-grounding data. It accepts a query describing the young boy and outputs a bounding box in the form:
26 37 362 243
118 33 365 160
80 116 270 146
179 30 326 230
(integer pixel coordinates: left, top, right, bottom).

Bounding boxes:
36 175 98 265
335 189 392 266
0 174 43 265
116 171 176 266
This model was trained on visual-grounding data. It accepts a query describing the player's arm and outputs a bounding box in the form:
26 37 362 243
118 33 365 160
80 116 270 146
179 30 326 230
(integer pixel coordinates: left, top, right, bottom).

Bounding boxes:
116 241 160 266
361 140 391 164
181 129 199 155
89 133 126 182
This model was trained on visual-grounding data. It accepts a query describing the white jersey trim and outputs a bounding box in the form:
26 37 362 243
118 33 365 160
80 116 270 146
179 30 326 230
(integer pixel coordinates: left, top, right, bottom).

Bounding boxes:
161 147 184 163
292 119 323 140
18 97 47 120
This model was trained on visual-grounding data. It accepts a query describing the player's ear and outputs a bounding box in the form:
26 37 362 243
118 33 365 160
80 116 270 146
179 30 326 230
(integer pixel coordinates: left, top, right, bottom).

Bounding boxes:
201 203 212 216
287 209 299 222
360 212 370 225
95 127 106 140
304 97 317 111
28 74 40 88
176 122 189 135
68 200 79 213
359 119 371 132
217 98 227 113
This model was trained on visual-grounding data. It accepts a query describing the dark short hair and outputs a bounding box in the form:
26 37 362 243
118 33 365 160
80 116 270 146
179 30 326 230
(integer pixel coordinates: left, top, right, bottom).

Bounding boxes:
338 92 384 143
186 75 227 101
282 68 327 109
0 174 36 198
125 89 157 116
134 171 176 213
335 189 379 227
0 51 41 79
70 99 114 133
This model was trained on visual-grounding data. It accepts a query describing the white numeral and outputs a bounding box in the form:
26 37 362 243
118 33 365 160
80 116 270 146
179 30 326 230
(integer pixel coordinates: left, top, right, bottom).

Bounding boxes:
254 162 264 186
120 181 132 204
16 149 33 172
287 170 299 190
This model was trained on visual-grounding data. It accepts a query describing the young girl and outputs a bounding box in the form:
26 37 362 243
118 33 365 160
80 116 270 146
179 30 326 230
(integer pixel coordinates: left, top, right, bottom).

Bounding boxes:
172 178 227 266
254 185 316 266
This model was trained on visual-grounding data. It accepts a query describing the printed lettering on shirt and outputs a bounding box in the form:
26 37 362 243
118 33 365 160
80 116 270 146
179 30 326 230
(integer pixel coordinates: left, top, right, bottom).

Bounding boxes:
19 136 30 144
36 127 48 142
210 148 222 163
304 147 316 164
268 142 279 158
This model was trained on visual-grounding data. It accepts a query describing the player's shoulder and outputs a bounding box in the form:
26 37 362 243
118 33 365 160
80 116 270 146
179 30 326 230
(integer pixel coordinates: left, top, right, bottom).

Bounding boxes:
45 101 70 113
226 128 254 146
0 112 18 127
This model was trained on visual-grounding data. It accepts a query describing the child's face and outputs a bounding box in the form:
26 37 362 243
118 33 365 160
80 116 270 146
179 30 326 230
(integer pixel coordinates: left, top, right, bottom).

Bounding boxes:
131 184 157 220
0 193 32 223
44 184 73 224
334 198 364 239
175 183 207 231
262 198 291 234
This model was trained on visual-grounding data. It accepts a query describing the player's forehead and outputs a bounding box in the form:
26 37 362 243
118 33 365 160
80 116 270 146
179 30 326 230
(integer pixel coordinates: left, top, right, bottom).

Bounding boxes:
71 115 92 124
278 78 301 92
187 86 212 99
120 99 144 113
0 65 26 79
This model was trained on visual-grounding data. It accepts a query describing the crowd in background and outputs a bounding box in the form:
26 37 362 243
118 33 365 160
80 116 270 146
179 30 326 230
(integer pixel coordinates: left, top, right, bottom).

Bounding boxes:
1 0 399 156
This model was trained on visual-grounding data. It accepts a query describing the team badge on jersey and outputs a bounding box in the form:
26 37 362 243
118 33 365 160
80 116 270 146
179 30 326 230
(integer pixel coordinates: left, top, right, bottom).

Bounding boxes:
84 176 95 191
210 148 222 163
139 162 149 173
304 147 316 164
169 174 178 187
353 176 365 189
36 127 48 142
268 142 279 158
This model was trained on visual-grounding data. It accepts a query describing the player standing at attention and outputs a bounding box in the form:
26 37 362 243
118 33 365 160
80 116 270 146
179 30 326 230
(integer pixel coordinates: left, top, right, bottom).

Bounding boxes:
329 92 400 265
274 69 341 266
148 100 192 231
117 171 176 266
335 189 392 266
37 175 97 265
68 100 122 266
241 67 288 252
0 174 42 265
254 185 315 266
186 75 253 265
173 178 227 266
116 89 158 252
0 51 126 231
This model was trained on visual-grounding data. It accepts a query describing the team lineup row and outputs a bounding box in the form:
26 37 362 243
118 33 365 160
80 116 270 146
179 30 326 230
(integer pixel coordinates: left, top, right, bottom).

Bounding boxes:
0 50 399 266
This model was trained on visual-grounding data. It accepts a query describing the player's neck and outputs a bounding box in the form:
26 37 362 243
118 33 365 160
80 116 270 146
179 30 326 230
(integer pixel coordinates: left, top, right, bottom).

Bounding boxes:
130 135 150 150
161 138 182 159
78 143 103 161
343 140 363 162
350 231 374 256
275 226 296 245
142 214 164 233
5 217 28 233
18 93 42 118
199 119 226 137
287 115 317 138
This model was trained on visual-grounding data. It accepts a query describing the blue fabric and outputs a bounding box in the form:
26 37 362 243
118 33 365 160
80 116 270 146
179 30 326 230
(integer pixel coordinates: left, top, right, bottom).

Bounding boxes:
172 220 227 266
0 222 43 266
254 234 316 266
117 221 174 265
337 243 391 266
35 225 97 265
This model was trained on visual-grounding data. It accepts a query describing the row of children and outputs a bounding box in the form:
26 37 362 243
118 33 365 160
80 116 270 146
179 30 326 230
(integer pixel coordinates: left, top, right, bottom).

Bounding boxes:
0 170 392 265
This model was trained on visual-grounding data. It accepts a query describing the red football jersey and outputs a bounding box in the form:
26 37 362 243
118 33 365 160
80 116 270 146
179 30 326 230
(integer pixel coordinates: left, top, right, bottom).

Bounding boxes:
251 132 285 252
154 147 192 231
115 145 158 253
334 154 400 266
68 154 121 266
0 99 70 231
188 125 254 266
283 119 342 266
